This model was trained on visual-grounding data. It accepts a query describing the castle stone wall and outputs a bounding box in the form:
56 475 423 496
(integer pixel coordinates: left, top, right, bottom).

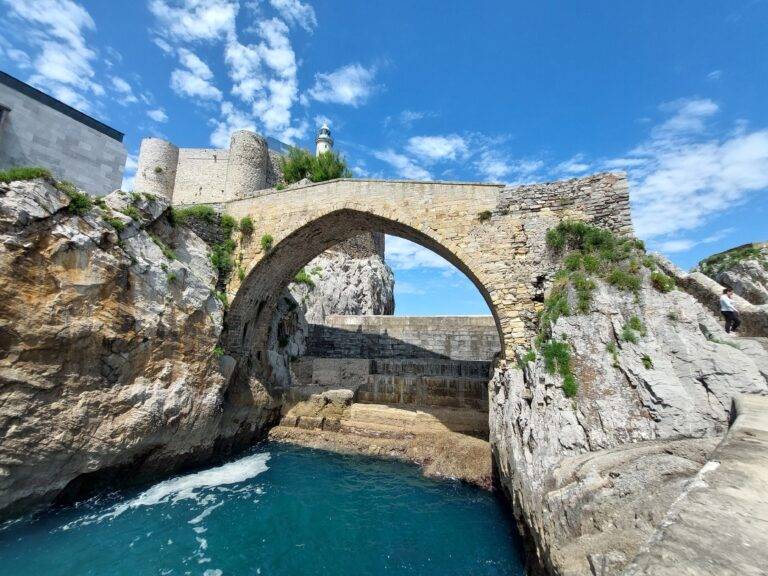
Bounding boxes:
172 148 229 204
136 130 285 205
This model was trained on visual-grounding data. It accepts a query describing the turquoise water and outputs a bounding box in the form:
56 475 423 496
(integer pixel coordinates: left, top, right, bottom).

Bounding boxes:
0 444 525 575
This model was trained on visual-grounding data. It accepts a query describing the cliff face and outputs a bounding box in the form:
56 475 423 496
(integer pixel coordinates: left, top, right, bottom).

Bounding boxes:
0 179 279 517
490 271 768 575
292 249 395 324
698 244 768 305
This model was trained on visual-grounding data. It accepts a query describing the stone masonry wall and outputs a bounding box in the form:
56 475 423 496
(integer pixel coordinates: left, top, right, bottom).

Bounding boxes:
136 130 282 205
306 315 501 361
0 81 126 195
223 174 632 382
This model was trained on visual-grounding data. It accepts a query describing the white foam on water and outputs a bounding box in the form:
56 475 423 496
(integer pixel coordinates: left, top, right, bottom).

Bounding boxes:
189 502 223 525
103 453 270 520
59 452 270 530
203 570 223 576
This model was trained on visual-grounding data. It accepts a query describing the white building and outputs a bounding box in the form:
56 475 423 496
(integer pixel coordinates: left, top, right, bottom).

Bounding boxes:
315 123 333 156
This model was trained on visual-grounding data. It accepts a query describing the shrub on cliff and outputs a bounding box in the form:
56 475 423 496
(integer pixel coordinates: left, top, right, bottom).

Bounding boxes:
240 216 254 236
279 148 352 184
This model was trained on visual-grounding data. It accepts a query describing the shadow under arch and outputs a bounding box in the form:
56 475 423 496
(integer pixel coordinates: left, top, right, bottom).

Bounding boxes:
223 208 507 386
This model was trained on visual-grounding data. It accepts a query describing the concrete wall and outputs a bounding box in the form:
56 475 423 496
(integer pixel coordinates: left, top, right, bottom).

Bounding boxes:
307 315 502 361
0 80 126 195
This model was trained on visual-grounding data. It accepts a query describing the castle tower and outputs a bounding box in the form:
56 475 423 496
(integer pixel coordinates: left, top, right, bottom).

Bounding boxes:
134 137 179 201
315 123 333 156
224 130 269 201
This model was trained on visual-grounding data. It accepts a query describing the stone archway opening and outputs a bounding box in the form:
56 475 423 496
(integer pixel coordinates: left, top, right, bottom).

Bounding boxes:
224 208 507 390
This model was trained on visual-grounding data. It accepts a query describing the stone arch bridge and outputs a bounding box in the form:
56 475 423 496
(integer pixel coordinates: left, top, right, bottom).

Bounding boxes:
213 174 632 382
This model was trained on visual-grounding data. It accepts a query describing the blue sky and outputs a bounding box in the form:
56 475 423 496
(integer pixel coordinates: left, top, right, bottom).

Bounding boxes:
2 0 767 315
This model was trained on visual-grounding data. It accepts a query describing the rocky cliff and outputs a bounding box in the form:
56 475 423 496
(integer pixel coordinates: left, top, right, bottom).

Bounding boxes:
0 179 279 517
490 225 768 576
698 243 768 305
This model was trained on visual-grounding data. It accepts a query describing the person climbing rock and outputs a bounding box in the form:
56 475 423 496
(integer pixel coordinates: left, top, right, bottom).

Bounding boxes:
720 287 741 334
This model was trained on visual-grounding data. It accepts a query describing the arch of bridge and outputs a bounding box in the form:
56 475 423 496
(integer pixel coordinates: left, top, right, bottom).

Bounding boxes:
219 175 631 382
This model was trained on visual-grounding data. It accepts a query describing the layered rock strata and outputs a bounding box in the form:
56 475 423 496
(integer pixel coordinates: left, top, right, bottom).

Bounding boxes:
490 276 768 576
0 179 279 517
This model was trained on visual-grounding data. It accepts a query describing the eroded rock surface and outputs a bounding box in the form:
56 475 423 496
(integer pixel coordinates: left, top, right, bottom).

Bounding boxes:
292 249 394 324
490 278 768 576
698 244 768 305
0 180 278 517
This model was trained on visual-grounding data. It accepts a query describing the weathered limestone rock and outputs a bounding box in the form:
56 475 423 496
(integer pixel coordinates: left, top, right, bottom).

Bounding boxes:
697 243 768 305
290 250 394 324
490 277 768 576
0 179 278 517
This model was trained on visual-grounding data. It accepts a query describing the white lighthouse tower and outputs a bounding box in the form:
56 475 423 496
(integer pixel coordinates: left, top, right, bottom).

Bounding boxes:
315 123 333 156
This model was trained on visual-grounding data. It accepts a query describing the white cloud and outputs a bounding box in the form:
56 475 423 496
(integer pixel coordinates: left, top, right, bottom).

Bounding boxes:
150 1 306 144
476 151 543 183
707 70 723 82
209 101 256 147
309 63 377 107
615 98 768 241
110 75 138 104
651 98 719 141
555 154 591 176
4 47 32 68
147 108 169 123
385 237 453 271
394 281 426 296
171 68 223 100
178 48 215 79
406 135 468 163
148 0 238 42
3 0 104 111
657 239 697 253
373 149 431 180
384 110 433 129
269 0 316 32
121 152 139 191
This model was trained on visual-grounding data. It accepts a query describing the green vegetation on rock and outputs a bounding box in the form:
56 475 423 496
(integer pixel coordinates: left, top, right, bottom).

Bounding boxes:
650 271 675 293
533 221 662 400
122 205 141 221
294 268 315 288
478 210 492 222
211 239 236 275
0 166 52 182
260 233 274 252
279 147 351 184
57 181 93 216
699 245 768 276
104 216 126 233
150 233 176 261
171 204 216 225
240 216 254 236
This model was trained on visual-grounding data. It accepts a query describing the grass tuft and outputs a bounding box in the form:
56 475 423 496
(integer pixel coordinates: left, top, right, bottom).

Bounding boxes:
260 233 274 251
239 216 254 236
0 166 52 183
